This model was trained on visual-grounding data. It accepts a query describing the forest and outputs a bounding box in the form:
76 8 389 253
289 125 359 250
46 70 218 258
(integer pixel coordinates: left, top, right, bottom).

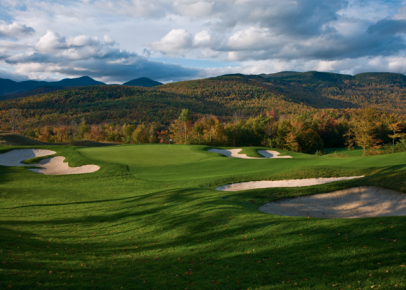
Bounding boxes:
1 74 406 155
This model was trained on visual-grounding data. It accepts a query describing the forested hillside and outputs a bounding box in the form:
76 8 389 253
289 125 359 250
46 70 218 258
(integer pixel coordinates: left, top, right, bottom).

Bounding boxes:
157 75 360 110
260 71 406 113
1 72 406 153
0 78 315 130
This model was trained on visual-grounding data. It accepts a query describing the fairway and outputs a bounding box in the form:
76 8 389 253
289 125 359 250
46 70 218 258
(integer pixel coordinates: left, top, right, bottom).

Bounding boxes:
1 144 406 289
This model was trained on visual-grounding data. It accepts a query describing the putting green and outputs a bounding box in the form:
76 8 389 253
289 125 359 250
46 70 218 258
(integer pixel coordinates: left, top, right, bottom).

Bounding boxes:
78 144 406 182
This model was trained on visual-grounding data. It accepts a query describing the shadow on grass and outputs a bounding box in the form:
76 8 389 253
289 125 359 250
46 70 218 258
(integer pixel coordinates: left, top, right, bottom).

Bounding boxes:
1 195 405 290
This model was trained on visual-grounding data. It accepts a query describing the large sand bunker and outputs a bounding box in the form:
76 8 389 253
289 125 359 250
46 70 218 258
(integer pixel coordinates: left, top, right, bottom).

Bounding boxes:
0 149 99 175
208 149 292 159
0 149 56 166
216 176 364 191
259 186 406 218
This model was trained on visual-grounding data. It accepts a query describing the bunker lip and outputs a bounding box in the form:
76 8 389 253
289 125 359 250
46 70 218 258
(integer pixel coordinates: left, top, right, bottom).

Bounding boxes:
259 186 406 218
0 149 99 175
208 148 292 159
216 176 364 191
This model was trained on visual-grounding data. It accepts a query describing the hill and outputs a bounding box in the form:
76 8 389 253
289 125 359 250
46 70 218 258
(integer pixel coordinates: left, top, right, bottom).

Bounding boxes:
0 132 48 146
1 86 64 101
0 132 119 146
0 85 218 128
266 71 406 113
156 75 358 110
213 71 406 113
123 77 162 87
0 76 105 97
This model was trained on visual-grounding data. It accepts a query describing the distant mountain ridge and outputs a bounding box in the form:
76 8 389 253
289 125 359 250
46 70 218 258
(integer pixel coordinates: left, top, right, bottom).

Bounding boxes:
123 77 162 87
260 71 406 85
0 76 105 97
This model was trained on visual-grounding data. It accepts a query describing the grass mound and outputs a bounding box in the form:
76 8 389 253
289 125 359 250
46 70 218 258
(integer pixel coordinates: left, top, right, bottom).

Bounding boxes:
0 132 47 146
0 132 118 147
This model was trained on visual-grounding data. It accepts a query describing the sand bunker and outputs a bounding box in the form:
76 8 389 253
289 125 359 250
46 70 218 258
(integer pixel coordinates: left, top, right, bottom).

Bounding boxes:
259 186 406 218
0 149 99 175
216 176 364 191
208 149 292 159
29 156 100 175
0 149 56 166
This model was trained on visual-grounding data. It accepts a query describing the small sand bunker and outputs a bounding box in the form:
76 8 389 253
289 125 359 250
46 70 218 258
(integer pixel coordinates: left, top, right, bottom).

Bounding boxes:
208 149 292 159
0 149 56 166
216 176 364 191
259 186 406 218
0 149 99 175
29 156 100 175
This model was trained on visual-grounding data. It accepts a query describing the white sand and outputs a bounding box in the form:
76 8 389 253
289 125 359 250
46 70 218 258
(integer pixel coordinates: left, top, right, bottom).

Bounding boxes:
29 156 100 175
208 149 292 159
216 176 364 191
259 186 406 218
0 149 99 175
0 149 56 166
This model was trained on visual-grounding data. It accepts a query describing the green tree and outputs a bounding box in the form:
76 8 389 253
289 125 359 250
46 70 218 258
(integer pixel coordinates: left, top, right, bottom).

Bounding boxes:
132 124 149 143
284 132 301 152
296 129 323 153
121 124 135 143
77 122 90 139
8 109 22 133
204 115 216 145
352 120 376 156
193 124 204 144
179 109 191 144
388 122 403 153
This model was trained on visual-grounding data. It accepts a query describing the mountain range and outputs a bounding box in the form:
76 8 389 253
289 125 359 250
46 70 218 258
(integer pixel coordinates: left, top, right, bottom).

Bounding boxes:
2 71 406 117
0 76 162 100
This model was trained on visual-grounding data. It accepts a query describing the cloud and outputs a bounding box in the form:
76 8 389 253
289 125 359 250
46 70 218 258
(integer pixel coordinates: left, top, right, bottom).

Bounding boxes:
173 0 214 17
193 30 211 46
2 0 406 82
151 29 194 56
5 30 200 83
0 22 35 38
35 31 101 52
103 35 115 45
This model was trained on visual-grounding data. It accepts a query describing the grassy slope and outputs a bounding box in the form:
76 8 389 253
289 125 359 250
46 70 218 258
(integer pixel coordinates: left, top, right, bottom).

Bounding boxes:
1 144 406 290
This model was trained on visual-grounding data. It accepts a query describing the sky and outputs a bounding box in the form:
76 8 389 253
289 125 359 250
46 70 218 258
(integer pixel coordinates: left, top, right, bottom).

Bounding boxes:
1 0 406 83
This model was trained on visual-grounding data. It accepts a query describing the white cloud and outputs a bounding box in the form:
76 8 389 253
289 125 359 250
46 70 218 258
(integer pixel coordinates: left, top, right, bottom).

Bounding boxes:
103 35 116 45
173 0 214 17
0 22 35 38
193 30 211 46
224 27 273 51
35 31 68 52
151 29 193 56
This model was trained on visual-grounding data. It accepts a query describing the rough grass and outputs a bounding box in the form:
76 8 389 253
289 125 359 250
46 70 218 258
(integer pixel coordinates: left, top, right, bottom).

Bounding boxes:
0 144 405 290
324 147 364 157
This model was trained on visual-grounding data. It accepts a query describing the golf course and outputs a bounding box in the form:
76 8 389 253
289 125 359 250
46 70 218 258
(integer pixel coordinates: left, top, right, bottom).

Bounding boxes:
1 144 406 289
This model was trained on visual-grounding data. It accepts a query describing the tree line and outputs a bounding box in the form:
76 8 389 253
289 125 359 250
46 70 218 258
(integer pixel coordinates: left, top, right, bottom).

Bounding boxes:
2 106 406 156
